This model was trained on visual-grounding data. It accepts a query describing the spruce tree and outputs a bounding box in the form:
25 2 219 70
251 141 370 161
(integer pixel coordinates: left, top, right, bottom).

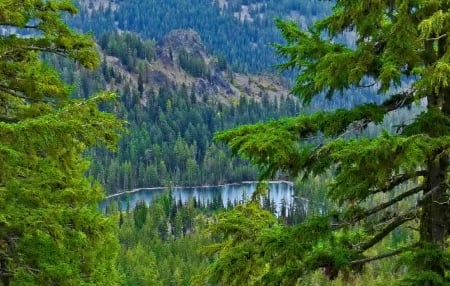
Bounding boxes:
214 0 450 285
0 1 122 285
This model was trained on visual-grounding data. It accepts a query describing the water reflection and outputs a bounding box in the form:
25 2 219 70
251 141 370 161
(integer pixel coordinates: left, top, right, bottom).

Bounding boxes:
101 181 295 215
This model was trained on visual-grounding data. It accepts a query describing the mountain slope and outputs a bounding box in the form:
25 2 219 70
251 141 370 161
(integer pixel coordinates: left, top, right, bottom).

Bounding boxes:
71 0 333 73
46 29 301 193
99 29 291 106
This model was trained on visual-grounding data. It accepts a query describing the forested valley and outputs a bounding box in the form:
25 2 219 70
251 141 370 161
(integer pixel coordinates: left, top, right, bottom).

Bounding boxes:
49 30 303 193
1 0 450 285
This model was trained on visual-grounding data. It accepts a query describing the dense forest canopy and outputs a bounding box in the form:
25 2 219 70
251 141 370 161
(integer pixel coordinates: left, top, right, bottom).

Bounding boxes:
4 0 450 285
46 28 304 194
0 1 121 285
56 26 392 194
213 0 450 285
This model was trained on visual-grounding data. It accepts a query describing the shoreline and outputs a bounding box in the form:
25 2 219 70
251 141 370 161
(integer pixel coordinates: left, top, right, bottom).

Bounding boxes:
105 180 294 199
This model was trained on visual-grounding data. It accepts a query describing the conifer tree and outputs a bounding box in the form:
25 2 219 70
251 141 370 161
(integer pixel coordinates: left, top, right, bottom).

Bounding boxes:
214 1 450 285
0 1 122 285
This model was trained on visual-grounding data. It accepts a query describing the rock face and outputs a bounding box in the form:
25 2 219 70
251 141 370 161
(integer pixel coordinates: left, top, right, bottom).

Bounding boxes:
102 29 291 106
160 29 207 57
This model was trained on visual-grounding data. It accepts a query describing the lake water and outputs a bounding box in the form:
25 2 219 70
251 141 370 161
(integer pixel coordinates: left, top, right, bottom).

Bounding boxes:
101 181 296 214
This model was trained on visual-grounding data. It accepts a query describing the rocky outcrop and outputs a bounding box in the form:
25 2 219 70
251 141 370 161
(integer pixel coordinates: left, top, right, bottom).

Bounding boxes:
102 29 291 106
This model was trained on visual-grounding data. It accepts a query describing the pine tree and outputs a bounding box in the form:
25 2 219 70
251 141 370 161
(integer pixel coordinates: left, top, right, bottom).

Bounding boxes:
0 1 122 285
214 1 450 285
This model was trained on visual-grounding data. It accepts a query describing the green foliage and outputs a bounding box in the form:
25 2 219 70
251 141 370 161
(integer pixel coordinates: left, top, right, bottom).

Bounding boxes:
396 244 450 286
0 1 122 285
212 0 450 284
133 201 148 229
45 30 306 192
117 194 213 286
119 243 162 286
214 101 397 177
201 202 277 285
98 31 156 72
201 200 369 285
178 49 209 78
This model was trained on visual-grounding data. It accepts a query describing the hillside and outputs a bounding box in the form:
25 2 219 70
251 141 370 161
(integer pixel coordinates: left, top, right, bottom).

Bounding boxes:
99 29 291 106
48 30 302 193
71 0 333 73
71 1 380 110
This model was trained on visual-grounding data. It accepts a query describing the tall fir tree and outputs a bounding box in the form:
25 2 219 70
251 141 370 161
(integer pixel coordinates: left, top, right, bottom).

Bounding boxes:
0 0 122 285
213 0 450 285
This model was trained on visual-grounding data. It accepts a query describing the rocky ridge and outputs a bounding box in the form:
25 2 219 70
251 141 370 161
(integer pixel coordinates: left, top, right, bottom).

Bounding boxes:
102 29 291 106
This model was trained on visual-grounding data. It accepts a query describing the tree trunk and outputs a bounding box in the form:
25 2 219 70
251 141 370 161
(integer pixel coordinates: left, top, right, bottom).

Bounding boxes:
420 157 448 244
419 156 449 285
419 75 450 284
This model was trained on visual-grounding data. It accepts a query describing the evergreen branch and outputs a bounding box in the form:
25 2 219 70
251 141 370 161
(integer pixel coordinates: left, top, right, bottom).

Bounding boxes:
356 82 377 88
0 85 23 99
358 211 417 252
0 83 57 104
370 171 427 195
0 45 70 58
424 34 447 41
25 266 40 274
358 185 423 221
331 89 416 137
0 269 12 277
0 115 18 123
350 243 418 266
326 89 416 140
24 46 69 57
23 25 39 29
216 90 418 179
0 24 40 29
380 89 416 112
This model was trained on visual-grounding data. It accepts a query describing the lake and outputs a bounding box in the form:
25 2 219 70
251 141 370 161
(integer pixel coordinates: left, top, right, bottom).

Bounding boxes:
101 181 296 215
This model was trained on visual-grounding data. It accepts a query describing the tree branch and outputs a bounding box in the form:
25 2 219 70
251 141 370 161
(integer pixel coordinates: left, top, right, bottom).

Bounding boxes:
356 82 377 88
381 89 416 110
424 34 447 41
370 171 427 195
350 243 418 266
359 185 423 220
0 85 24 99
0 83 57 104
358 210 417 251
24 46 69 57
0 115 18 123
0 23 40 29
329 89 416 139
328 89 416 150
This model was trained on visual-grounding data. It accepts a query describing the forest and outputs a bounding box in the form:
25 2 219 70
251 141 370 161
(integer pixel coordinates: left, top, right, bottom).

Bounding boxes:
70 0 333 73
1 0 450 286
47 30 303 194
